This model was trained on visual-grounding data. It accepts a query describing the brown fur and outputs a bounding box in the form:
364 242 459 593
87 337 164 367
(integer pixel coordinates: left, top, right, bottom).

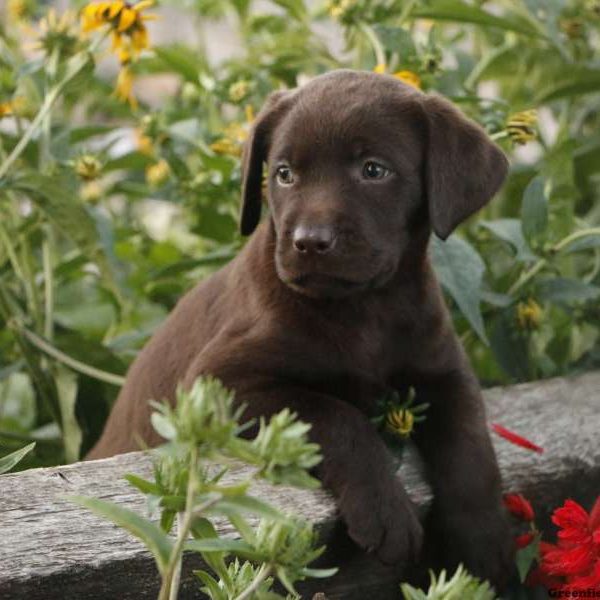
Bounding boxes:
88 70 513 589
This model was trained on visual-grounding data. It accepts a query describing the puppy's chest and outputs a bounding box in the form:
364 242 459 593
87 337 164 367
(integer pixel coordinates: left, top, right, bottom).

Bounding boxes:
305 316 410 411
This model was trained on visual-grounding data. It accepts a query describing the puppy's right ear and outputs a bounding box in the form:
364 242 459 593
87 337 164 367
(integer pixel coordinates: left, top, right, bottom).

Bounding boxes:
240 90 293 236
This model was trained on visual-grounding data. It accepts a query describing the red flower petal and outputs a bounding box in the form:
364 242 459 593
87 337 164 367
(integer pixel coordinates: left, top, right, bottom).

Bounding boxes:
504 493 535 521
516 532 535 548
553 499 590 530
589 495 600 531
567 560 600 589
541 543 595 577
490 423 544 453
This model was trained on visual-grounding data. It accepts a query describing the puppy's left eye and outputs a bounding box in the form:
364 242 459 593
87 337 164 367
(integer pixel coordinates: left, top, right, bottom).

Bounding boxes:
362 161 390 180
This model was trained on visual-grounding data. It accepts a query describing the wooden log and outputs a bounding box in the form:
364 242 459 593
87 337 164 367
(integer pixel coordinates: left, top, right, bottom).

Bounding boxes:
1 371 599 599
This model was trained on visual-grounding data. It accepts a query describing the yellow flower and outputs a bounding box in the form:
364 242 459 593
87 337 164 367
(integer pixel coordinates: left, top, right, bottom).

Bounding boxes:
81 1 156 108
210 122 249 157
516 298 542 331
506 109 538 146
7 0 35 22
115 65 137 108
75 155 103 180
146 159 170 186
81 1 156 39
327 0 356 20
35 9 81 58
136 129 154 155
393 70 422 89
245 104 255 124
228 80 251 103
373 63 386 74
0 102 14 119
560 18 585 39
386 408 415 437
81 181 103 203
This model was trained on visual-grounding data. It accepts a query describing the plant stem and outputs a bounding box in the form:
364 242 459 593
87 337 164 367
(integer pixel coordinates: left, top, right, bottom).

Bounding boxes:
359 23 386 68
42 230 54 341
508 227 600 296
0 87 59 180
159 446 199 600
233 563 273 600
20 328 126 387
0 34 105 181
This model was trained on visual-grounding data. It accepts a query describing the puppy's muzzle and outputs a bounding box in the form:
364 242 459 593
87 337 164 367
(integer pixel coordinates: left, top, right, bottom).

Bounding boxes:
292 224 337 255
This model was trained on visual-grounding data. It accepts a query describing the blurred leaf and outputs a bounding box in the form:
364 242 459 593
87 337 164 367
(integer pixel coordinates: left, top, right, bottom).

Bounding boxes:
9 172 103 262
490 309 531 381
521 176 548 248
0 442 35 475
55 365 81 463
186 538 257 558
211 495 286 521
431 235 488 343
516 535 539 582
480 219 537 262
536 69 600 103
537 278 600 304
68 495 173 573
411 0 542 37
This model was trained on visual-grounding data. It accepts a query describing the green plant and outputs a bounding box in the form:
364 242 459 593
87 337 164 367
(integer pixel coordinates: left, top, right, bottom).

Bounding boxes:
0 441 35 473
0 0 598 470
400 564 497 600
69 376 335 600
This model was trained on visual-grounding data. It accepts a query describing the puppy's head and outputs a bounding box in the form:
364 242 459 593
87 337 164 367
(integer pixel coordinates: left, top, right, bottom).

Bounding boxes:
240 70 508 299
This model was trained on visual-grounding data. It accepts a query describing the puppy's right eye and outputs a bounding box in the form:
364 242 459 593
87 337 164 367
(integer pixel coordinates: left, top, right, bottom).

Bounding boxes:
276 165 294 186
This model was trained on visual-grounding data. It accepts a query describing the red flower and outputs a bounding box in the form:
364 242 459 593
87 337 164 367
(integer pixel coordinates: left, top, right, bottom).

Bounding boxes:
516 532 535 549
504 493 535 521
490 422 544 453
539 496 600 591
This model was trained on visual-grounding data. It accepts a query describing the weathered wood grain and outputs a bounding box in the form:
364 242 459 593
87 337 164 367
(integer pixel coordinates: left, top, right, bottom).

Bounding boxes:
1 371 599 599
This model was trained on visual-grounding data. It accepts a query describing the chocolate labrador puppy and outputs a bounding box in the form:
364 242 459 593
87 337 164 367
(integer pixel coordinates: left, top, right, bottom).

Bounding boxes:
89 70 513 589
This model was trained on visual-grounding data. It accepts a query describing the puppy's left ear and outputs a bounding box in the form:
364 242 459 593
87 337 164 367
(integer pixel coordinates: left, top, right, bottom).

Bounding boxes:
421 94 509 240
240 90 293 236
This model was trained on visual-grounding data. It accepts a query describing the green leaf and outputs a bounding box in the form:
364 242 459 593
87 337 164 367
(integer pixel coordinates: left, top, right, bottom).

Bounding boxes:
185 538 257 558
480 219 537 262
561 233 600 255
212 495 287 521
490 309 531 382
521 176 548 247
536 69 600 103
516 535 540 582
537 278 600 304
300 566 339 578
410 0 542 37
55 366 81 463
9 172 103 262
67 495 173 573
431 235 488 343
0 442 35 475
151 413 177 441
153 45 206 81
124 473 161 495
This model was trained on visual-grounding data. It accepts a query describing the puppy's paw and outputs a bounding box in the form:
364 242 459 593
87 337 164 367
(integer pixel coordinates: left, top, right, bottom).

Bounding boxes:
341 480 423 566
424 503 515 592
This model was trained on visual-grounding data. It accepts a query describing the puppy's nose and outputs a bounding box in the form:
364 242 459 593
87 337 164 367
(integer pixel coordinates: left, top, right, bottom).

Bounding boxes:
292 225 336 255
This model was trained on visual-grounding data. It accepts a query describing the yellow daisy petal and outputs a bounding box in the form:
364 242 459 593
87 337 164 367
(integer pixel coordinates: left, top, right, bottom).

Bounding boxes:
133 0 155 12
117 7 137 32
107 1 125 19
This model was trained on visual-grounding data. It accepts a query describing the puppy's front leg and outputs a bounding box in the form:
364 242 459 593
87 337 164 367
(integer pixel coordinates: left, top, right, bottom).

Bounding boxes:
409 343 514 590
240 385 424 566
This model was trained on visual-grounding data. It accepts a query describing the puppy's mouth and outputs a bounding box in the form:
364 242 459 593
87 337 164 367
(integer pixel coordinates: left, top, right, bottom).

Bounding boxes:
281 272 368 298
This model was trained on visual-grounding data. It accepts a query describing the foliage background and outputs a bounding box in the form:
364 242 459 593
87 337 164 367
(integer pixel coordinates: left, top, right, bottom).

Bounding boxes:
0 0 599 469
